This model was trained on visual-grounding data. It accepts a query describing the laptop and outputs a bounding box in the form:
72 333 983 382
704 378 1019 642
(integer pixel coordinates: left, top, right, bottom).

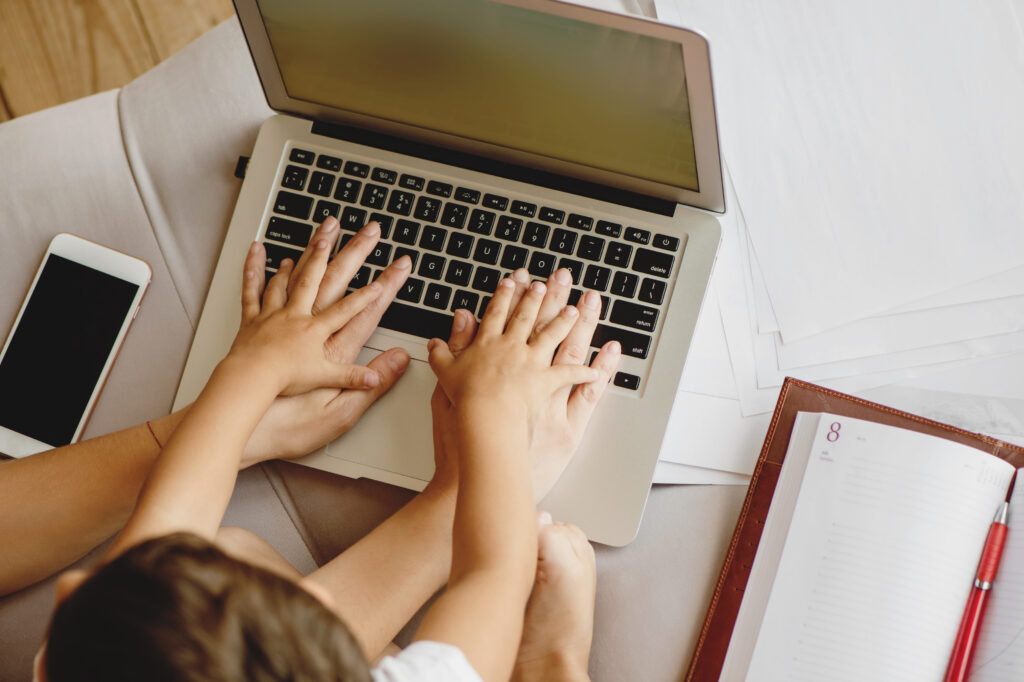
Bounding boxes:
174 0 724 546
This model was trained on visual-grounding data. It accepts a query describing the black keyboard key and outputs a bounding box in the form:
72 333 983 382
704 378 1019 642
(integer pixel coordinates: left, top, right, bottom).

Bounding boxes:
639 277 666 305
317 154 342 172
446 232 474 258
274 191 313 220
351 266 371 288
551 228 577 255
611 271 639 298
397 277 425 303
473 238 501 265
414 196 442 222
610 300 659 332
344 161 370 178
501 245 528 270
420 225 447 251
399 173 425 191
604 242 633 268
596 220 623 238
338 234 353 250
263 242 303 269
373 269 385 282
427 180 453 198
632 248 674 278
289 148 314 164
614 372 641 390
334 178 362 203
451 290 480 314
583 264 611 291
510 200 537 217
379 300 454 340
309 171 335 197
368 213 393 239
313 200 341 224
282 164 308 190
653 233 680 251
523 222 549 248
445 260 473 286
366 242 392 266
455 187 480 204
266 217 312 248
441 202 469 229
394 219 420 245
472 266 501 293
625 227 651 245
600 295 610 320
468 209 496 235
591 324 651 359
528 252 556 278
479 296 492 316
496 215 524 241
577 235 605 261
387 190 415 216
340 206 367 231
539 207 565 224
372 167 397 184
483 193 509 211
393 247 418 269
360 184 388 209
419 253 446 280
567 213 593 231
559 258 583 285
425 283 453 309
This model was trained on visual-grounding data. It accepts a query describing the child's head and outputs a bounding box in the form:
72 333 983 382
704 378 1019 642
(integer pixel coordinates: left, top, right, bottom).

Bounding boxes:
43 532 371 682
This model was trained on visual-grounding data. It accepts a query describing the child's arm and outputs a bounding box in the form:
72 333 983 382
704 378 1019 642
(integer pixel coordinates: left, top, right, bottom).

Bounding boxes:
414 278 601 682
109 220 387 556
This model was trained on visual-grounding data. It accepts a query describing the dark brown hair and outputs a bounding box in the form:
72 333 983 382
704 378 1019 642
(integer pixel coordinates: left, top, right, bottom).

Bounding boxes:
45 532 371 682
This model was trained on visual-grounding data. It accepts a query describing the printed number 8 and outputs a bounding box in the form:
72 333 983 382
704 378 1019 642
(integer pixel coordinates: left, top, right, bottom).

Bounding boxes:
827 422 841 442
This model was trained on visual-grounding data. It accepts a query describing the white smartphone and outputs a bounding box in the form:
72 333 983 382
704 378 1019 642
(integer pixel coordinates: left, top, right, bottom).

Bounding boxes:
0 234 151 458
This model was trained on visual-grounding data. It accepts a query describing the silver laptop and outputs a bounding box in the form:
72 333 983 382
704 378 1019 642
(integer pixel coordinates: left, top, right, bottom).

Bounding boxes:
174 0 724 546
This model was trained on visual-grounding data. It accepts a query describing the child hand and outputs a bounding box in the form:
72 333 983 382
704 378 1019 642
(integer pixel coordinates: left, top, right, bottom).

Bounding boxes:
427 273 601 451
233 218 388 397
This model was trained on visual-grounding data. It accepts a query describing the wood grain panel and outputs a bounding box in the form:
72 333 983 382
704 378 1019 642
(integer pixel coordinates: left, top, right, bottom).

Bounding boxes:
134 0 235 61
0 0 157 117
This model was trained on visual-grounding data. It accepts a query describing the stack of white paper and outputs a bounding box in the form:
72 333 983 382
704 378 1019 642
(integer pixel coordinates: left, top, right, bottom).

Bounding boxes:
650 0 1024 483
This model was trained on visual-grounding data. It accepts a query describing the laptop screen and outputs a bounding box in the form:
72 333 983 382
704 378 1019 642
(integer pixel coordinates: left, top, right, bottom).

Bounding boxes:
255 0 699 192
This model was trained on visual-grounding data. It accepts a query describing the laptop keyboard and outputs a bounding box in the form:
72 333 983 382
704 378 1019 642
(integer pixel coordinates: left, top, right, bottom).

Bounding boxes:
262 145 686 392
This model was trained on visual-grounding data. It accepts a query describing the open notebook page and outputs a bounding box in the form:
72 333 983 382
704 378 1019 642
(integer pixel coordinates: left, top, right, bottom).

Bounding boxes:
970 475 1024 681
721 413 1015 681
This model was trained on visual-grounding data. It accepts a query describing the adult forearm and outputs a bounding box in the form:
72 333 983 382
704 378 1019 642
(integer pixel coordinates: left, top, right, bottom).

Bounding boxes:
0 410 185 596
307 485 457 659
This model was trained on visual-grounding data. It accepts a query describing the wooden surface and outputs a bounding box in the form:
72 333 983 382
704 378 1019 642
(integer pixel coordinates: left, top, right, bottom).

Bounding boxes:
0 0 235 120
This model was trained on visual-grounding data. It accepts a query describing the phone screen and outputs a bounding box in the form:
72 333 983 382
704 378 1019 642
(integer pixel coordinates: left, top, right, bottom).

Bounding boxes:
0 254 139 447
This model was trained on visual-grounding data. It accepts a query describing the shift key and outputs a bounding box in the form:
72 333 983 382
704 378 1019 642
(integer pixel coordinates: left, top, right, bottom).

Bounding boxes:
590 323 651 359
609 300 659 332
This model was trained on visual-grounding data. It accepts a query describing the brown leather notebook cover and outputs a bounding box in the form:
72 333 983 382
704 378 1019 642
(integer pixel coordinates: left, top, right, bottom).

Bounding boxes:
685 377 1024 682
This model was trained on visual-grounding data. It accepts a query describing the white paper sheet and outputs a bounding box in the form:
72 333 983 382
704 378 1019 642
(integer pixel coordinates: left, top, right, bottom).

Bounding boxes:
662 0 1024 341
652 460 750 485
659 391 772 475
678 282 739 399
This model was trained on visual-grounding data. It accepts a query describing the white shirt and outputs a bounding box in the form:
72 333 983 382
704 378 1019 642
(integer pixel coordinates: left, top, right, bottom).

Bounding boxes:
371 641 482 682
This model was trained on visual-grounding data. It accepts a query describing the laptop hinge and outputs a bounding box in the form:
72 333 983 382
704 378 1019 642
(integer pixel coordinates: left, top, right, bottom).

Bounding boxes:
310 121 676 217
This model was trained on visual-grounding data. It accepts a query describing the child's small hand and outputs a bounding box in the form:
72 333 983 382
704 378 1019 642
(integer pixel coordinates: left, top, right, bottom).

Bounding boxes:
427 273 600 447
232 218 385 396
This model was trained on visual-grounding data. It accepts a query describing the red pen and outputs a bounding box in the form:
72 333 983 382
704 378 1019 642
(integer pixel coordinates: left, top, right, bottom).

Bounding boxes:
943 501 1009 682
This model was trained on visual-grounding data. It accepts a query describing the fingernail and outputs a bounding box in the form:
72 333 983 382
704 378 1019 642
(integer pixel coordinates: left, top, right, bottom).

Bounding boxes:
555 268 571 285
607 340 621 355
387 349 410 372
249 242 259 254
360 221 380 236
513 268 529 282
280 258 293 268
531 281 546 294
499 278 514 289
395 255 412 270
564 305 579 317
539 511 553 526
316 239 329 250
453 310 467 332
584 291 600 309
363 371 380 388
322 217 338 232
369 282 382 292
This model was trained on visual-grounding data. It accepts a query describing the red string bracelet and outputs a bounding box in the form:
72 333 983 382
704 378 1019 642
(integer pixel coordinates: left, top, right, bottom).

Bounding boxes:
145 420 162 449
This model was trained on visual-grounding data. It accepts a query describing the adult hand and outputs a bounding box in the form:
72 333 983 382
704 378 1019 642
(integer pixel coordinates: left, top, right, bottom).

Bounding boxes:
240 218 413 466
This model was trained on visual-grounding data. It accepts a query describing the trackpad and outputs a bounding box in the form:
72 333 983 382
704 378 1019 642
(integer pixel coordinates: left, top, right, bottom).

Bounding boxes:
324 347 436 482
